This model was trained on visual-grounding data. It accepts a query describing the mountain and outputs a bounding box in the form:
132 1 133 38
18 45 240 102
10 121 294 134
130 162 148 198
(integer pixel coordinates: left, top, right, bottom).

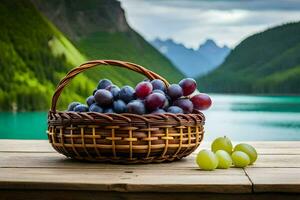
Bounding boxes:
151 38 230 77
0 0 183 111
198 22 300 94
0 0 95 111
32 0 184 86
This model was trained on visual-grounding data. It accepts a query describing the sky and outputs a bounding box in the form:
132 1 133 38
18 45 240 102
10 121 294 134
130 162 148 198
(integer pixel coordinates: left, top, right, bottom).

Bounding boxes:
119 0 300 49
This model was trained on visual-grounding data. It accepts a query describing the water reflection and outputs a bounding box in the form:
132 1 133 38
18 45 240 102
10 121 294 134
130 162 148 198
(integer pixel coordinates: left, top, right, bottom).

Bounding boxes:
231 103 300 112
204 94 300 141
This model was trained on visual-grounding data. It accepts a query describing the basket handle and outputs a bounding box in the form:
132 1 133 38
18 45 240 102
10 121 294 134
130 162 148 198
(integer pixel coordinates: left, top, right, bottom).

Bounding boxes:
50 60 170 112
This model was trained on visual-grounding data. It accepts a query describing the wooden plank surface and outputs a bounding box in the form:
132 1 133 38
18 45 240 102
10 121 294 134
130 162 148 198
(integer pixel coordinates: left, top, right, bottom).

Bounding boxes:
0 140 53 152
0 140 299 197
245 168 300 193
0 168 251 193
1 152 300 169
1 140 300 155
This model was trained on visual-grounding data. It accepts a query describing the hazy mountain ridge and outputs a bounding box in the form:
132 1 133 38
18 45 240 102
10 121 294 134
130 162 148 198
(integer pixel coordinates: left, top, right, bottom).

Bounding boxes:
151 38 230 77
198 22 300 94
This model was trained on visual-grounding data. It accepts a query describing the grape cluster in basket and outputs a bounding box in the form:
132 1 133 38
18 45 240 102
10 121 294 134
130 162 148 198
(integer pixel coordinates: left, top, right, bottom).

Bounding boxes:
67 78 212 114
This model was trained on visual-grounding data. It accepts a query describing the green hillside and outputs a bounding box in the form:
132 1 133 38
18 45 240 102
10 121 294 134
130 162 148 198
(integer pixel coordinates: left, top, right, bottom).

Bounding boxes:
32 0 184 86
198 22 300 94
0 0 183 111
0 0 95 111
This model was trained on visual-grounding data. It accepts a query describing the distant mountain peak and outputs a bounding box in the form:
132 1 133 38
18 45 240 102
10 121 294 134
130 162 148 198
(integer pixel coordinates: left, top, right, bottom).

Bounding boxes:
199 39 217 48
151 38 231 78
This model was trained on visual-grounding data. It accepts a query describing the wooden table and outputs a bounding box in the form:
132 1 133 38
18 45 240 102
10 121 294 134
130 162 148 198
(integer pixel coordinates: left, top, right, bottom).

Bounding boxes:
0 140 299 199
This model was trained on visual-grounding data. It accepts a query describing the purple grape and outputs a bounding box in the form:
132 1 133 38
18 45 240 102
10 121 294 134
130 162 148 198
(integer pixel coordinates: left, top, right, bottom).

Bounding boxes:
173 98 193 114
97 79 112 89
179 78 197 96
89 103 103 112
74 104 89 112
167 106 183 114
167 84 183 100
135 81 153 99
119 85 135 103
106 85 120 100
127 100 146 115
86 96 95 107
152 89 165 95
94 89 113 107
67 102 81 111
113 100 127 113
191 93 212 110
145 93 166 111
151 79 166 92
151 109 166 114
104 108 115 113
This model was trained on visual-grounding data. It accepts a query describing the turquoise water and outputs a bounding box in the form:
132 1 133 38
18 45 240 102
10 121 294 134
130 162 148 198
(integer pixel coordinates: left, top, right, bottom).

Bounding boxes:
1 95 300 140
0 112 47 139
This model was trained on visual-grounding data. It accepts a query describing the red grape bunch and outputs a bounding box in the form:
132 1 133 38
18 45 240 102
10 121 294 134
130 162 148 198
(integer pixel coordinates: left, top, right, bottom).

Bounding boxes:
67 77 212 114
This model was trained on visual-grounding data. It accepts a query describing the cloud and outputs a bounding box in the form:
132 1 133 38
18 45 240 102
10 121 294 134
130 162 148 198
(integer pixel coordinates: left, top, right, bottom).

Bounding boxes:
119 0 300 48
138 0 300 11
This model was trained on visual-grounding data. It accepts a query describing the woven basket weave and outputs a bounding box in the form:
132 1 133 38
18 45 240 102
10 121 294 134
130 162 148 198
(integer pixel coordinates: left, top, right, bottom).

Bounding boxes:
47 60 205 164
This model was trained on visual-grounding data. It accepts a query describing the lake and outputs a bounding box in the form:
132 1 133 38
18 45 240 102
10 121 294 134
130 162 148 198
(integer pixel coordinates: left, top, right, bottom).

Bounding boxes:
1 94 300 141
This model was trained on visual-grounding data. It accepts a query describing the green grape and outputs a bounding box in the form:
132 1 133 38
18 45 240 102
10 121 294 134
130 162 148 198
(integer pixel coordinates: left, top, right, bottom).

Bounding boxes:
231 151 250 168
211 136 233 154
215 150 232 169
196 150 218 171
234 143 257 164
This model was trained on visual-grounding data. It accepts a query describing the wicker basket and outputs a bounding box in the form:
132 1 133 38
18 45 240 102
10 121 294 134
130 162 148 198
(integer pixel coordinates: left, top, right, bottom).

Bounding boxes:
47 60 205 164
